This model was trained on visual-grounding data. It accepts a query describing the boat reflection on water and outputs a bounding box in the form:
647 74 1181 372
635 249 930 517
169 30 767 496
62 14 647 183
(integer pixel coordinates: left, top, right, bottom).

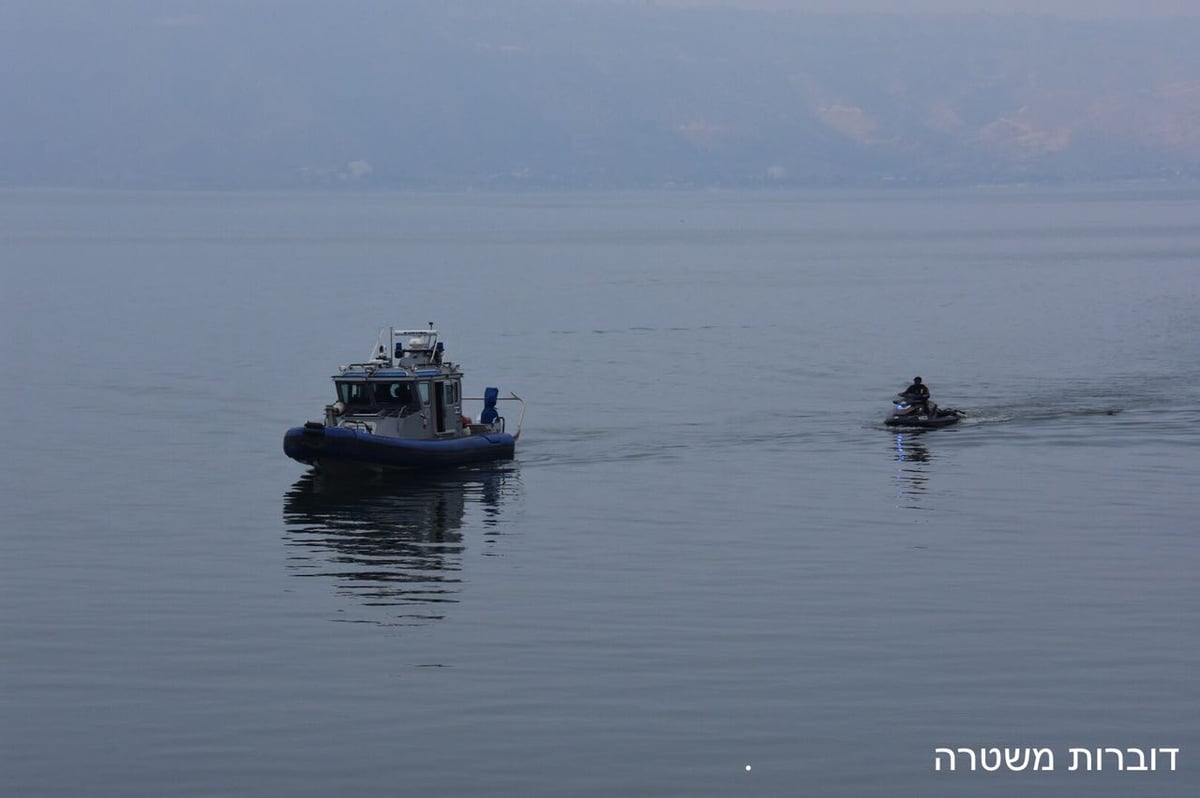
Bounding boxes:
282 464 519 625
893 431 931 509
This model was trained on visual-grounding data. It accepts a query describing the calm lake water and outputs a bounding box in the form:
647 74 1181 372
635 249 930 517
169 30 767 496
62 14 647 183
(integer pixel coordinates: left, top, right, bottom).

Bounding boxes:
2 187 1198 797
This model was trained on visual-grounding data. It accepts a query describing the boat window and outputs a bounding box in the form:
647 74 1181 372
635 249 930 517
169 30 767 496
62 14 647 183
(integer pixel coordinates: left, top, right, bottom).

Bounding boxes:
373 381 420 408
446 382 459 404
337 382 370 406
417 381 430 406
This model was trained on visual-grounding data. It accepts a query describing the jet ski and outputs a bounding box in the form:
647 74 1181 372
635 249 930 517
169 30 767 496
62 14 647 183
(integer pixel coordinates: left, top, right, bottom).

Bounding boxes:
885 394 966 428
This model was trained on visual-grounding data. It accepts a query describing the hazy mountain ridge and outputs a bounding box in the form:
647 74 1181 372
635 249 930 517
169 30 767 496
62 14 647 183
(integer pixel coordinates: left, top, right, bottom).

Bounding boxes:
2 1 1199 188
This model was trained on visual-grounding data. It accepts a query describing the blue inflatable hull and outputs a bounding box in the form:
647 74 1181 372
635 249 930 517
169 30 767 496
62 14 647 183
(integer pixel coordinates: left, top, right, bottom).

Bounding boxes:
284 424 516 470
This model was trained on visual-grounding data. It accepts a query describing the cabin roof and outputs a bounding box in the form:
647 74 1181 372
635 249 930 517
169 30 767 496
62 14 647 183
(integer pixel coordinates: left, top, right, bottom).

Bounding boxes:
334 366 460 379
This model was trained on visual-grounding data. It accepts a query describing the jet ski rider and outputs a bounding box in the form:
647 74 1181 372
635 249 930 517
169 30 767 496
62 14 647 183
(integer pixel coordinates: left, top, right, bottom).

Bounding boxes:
902 376 932 415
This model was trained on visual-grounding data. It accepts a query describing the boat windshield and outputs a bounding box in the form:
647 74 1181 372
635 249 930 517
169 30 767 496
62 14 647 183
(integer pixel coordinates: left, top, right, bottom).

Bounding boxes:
337 381 371 407
338 380 422 411
373 381 420 408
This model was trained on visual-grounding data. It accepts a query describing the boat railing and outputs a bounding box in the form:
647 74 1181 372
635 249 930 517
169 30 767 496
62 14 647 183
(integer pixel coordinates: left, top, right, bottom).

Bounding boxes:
463 392 525 440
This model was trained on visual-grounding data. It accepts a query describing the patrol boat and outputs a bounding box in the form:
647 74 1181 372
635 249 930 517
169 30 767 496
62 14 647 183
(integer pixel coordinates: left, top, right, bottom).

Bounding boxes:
283 325 523 471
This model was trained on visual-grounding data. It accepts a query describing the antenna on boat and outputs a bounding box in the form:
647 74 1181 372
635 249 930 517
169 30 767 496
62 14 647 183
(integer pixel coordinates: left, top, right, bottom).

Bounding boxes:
371 327 389 363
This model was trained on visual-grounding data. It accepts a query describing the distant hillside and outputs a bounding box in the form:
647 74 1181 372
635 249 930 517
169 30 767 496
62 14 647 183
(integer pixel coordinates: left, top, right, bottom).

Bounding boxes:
2 1 1199 188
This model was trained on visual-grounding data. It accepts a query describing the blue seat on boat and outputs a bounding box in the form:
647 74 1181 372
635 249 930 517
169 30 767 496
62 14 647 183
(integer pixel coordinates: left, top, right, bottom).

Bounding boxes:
480 387 500 424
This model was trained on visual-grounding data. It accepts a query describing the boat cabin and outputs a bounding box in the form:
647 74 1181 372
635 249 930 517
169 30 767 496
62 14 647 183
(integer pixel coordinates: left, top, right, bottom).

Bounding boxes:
323 326 484 439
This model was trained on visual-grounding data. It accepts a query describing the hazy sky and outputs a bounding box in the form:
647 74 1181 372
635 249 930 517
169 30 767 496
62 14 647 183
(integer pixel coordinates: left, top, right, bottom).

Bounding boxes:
657 0 1200 16
3 0 1198 188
